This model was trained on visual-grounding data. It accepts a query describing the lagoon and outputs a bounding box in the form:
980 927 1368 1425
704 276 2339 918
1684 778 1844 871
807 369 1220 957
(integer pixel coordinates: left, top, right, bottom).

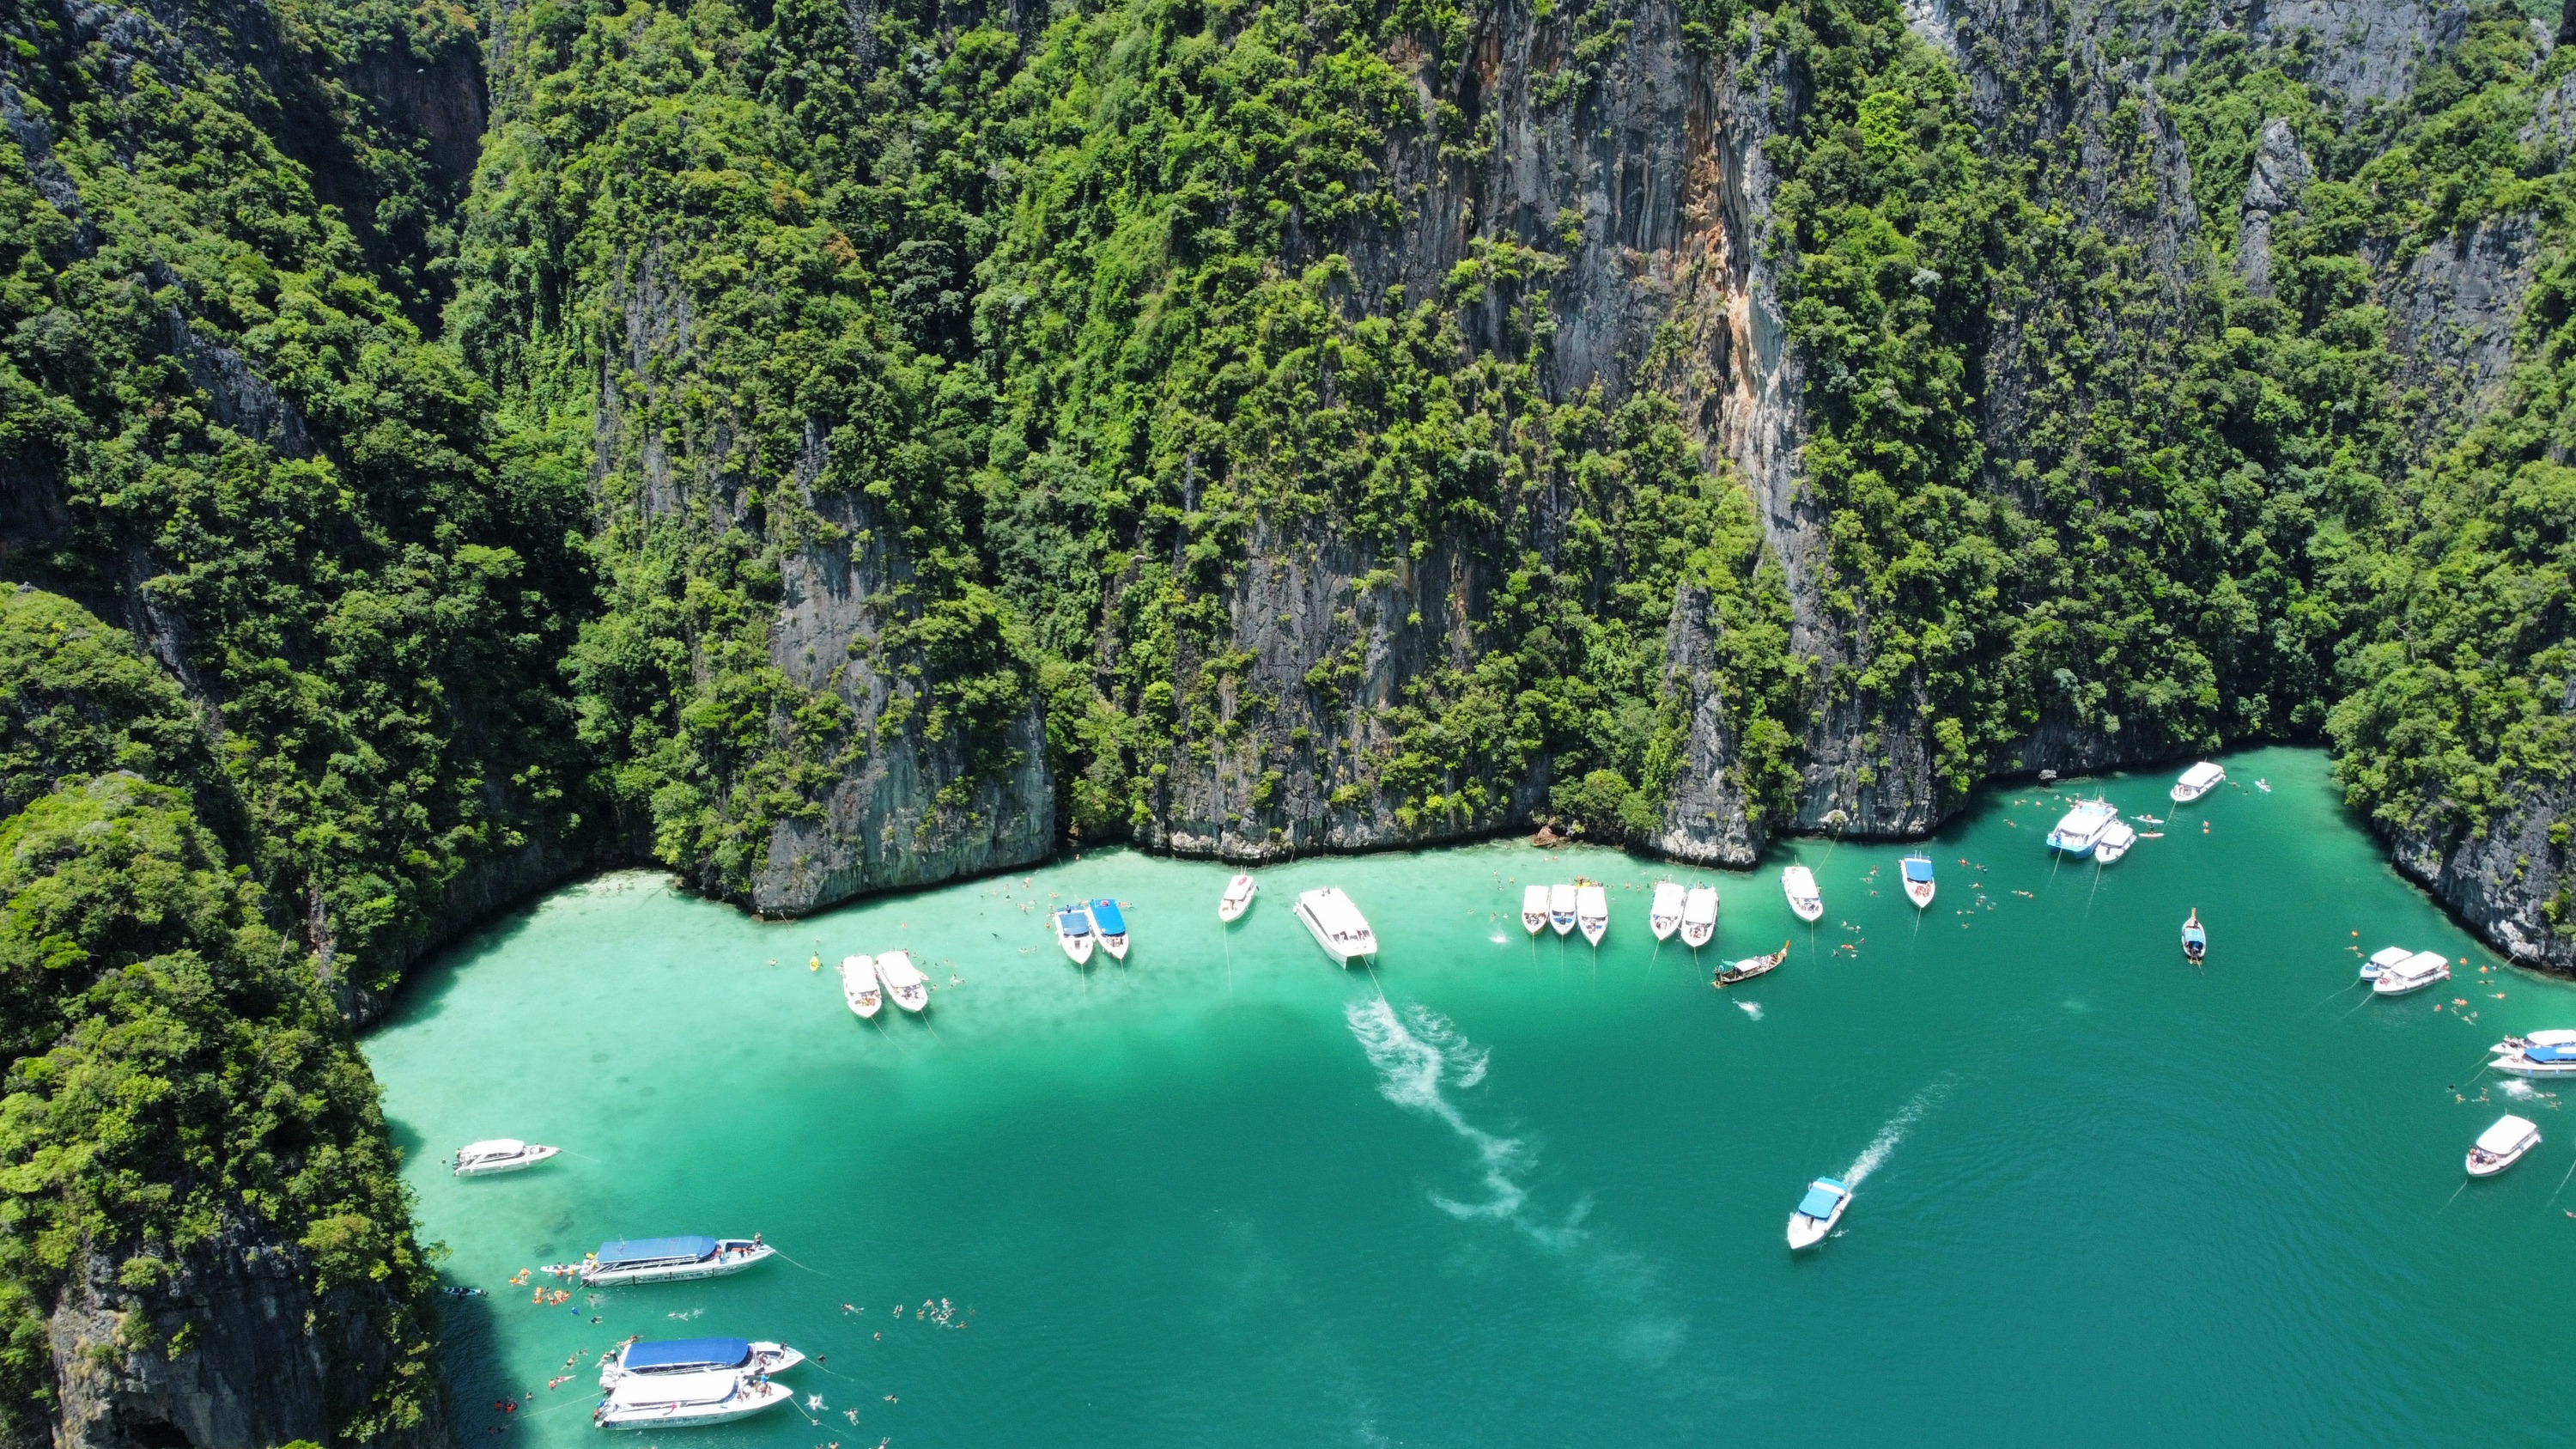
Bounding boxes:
369 746 2576 1446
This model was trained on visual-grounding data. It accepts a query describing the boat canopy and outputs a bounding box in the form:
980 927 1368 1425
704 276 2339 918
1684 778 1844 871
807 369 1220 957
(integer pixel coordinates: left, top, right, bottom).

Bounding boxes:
2368 946 2413 968
2476 1116 2539 1154
2178 762 2225 789
1054 908 1091 934
603 1368 744 1408
1299 888 1374 942
459 1138 525 1158
2525 1042 2576 1063
1902 857 1935 883
624 1338 753 1373
594 1236 717 1266
2396 950 2450 977
1796 1182 1847 1219
1089 898 1127 935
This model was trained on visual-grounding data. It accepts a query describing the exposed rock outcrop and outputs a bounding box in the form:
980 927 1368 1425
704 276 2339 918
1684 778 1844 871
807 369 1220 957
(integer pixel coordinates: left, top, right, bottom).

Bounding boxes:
2388 788 2576 973
2237 117 2312 296
2374 214 2540 459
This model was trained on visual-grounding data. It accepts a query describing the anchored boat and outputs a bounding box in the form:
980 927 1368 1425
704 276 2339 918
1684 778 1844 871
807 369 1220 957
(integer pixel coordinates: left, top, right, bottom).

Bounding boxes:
1680 886 1718 949
1089 898 1130 960
1521 884 1550 935
2372 949 2451 997
2468 1115 2542 1177
1714 941 1789 987
2171 760 2226 803
1648 881 1685 941
1547 883 1577 936
2360 945 2412 982
1054 906 1096 965
1900 853 1935 910
2181 910 2207 965
1787 1177 1851 1251
2491 1031 2576 1077
838 954 883 1020
600 1337 805 1389
2045 798 2122 855
1781 865 1822 922
1295 887 1378 965
1218 874 1258 923
2092 818 2138 863
1575 881 1609 947
453 1139 560 1177
592 1369 791 1428
875 951 929 1012
574 1236 774 1287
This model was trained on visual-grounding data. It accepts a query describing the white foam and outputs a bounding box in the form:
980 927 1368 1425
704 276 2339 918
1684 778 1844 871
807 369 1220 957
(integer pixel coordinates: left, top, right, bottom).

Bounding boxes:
1346 998 1522 1220
1736 1002 1762 1020
2502 1078 2538 1099
1844 1081 1949 1188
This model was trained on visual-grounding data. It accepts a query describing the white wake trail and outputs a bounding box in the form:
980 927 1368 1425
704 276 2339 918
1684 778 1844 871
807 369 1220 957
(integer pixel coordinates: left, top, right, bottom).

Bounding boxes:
1844 1081 1949 1188
1345 998 1522 1221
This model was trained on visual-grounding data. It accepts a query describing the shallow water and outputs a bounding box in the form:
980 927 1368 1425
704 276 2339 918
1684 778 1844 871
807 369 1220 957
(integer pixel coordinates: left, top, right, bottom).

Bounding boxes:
372 746 2576 1446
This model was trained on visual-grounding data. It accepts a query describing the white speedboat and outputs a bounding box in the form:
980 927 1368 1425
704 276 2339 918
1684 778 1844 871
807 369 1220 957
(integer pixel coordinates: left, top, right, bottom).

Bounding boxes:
2467 1114 2542 1177
453 1139 560 1176
2372 949 2451 997
2171 761 2226 803
2045 798 2121 855
2490 1031 2576 1078
600 1337 805 1389
1715 941 1788 987
1900 853 1935 909
1575 882 1609 947
875 950 929 1012
1522 884 1552 936
1295 887 1378 964
1648 881 1685 941
1218 874 1258 923
1089 898 1130 960
1787 1176 1851 1250
1547 883 1577 936
1680 886 1717 949
1781 866 1822 922
838 954 883 1019
2360 945 2412 982
2092 819 2138 863
1054 905 1096 965
592 1369 790 1428
575 1236 774 1287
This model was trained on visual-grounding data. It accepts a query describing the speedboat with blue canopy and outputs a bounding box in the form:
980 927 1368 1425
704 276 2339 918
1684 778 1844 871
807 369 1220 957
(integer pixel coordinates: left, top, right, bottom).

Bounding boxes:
1090 898 1129 959
2491 1030 2576 1078
1787 1176 1851 1250
592 1368 790 1428
1900 853 1935 909
1054 905 1095 965
574 1235 775 1287
600 1336 805 1388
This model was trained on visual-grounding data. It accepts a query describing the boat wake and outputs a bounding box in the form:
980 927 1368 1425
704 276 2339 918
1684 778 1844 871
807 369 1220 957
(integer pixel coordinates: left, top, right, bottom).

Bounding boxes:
1844 1081 1949 1188
1346 998 1518 1220
1736 1002 1762 1020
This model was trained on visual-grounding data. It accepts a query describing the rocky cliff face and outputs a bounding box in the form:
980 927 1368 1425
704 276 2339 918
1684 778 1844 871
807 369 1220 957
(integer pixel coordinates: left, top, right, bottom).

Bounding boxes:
2390 787 2576 974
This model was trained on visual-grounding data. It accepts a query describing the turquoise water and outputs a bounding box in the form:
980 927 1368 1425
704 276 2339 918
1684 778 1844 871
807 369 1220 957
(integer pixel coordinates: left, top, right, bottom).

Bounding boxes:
371 747 2576 1446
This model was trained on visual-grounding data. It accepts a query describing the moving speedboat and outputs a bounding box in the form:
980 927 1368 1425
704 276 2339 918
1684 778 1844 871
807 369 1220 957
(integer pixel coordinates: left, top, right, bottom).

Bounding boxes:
2360 945 2412 982
2372 949 2451 997
875 951 929 1012
1900 853 1935 909
453 1139 560 1176
1218 874 1258 923
1054 906 1096 965
1787 1177 1851 1250
1781 865 1822 922
1575 881 1609 947
1090 898 1130 960
575 1236 775 1287
2490 1030 2576 1078
1680 886 1718 949
2092 819 2138 863
838 954 883 1020
2045 798 2121 855
1648 882 1686 941
1547 883 1577 936
2171 761 2226 803
592 1369 791 1428
1715 941 1789 987
600 1337 805 1389
1295 887 1377 965
2467 1114 2542 1177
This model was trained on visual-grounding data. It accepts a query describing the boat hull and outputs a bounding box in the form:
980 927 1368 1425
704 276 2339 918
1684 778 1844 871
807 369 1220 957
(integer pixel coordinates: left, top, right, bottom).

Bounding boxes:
1714 959 1780 987
1295 898 1364 964
456 1146 559 1176
602 1344 805 1390
594 1379 791 1428
1787 1200 1848 1250
582 1244 775 1287
1058 933 1093 965
1218 876 1257 923
2468 1141 2538 1176
1904 883 1935 909
1098 934 1129 960
2372 971 2449 997
2492 1056 2576 1078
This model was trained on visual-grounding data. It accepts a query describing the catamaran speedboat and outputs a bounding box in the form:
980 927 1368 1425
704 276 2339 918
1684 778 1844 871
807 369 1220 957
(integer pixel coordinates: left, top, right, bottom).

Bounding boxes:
838 954 883 1019
2092 818 2138 863
2360 945 2413 981
2045 798 2121 855
1090 898 1130 960
1054 905 1096 965
1648 881 1686 941
2372 949 2451 997
1218 874 1258 923
1787 1177 1851 1250
1522 884 1551 935
453 1139 560 1176
1295 886 1378 964
2490 1030 2576 1078
1547 883 1577 936
600 1337 805 1389
2467 1114 2542 1177
1576 881 1609 947
592 1369 791 1428
2171 761 2226 803
1680 886 1717 949
575 1236 775 1287
1715 941 1789 987
1781 865 1822 922
875 950 929 1012
1900 853 1935 909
